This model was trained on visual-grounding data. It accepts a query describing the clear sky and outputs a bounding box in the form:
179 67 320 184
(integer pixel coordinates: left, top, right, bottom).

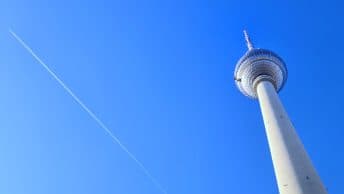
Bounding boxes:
0 0 343 194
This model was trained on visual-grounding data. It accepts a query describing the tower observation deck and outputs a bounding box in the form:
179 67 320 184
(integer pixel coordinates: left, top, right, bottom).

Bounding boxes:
234 31 328 194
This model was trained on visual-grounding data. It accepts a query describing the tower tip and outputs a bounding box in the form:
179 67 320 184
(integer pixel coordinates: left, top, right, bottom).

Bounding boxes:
243 30 254 50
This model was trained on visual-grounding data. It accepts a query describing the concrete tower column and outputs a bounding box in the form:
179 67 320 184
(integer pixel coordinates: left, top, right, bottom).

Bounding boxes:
255 80 327 194
234 31 328 194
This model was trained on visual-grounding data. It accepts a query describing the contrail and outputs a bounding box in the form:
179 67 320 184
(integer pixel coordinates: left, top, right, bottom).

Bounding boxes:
9 29 167 194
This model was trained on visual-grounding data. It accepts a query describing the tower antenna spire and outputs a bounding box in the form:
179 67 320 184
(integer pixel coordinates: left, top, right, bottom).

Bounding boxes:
243 30 254 50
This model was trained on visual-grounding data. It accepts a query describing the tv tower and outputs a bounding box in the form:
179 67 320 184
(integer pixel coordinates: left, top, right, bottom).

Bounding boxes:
234 31 328 194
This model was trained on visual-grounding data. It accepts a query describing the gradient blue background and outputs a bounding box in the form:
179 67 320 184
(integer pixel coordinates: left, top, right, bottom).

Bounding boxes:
0 0 342 193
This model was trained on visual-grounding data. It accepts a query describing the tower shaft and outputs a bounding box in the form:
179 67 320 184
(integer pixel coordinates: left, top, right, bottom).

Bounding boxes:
256 80 327 194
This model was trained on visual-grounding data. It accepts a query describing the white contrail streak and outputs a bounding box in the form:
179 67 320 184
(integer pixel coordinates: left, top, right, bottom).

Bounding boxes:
9 29 167 194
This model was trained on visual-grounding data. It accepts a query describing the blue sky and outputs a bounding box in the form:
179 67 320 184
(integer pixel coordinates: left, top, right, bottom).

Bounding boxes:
0 0 343 193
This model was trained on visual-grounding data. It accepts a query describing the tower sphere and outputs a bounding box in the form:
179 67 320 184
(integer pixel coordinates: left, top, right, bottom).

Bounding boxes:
234 33 287 98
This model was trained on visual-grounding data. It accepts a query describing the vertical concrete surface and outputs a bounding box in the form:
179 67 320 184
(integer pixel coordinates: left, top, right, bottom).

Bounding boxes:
256 80 327 194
